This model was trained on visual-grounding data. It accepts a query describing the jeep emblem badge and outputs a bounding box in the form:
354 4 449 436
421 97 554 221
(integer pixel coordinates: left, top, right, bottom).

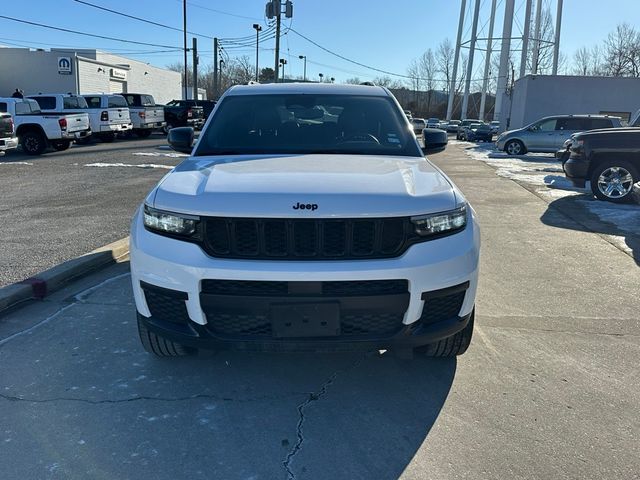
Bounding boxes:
292 202 318 211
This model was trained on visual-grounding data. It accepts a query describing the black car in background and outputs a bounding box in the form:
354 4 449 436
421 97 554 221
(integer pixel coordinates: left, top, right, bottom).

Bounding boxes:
464 123 493 142
162 100 207 133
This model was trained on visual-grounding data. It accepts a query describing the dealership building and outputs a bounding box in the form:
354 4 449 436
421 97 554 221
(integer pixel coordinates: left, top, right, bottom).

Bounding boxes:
0 48 181 104
500 74 640 130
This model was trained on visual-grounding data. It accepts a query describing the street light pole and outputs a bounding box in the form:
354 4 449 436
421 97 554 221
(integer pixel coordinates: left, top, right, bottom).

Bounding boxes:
252 24 262 82
279 58 287 82
182 0 188 100
298 55 306 81
318 73 324 83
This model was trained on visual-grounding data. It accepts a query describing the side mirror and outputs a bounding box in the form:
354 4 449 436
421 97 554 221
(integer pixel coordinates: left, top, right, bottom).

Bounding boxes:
167 127 194 154
421 128 448 156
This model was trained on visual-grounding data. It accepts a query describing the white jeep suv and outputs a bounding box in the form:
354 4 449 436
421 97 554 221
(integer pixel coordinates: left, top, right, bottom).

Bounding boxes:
130 83 480 358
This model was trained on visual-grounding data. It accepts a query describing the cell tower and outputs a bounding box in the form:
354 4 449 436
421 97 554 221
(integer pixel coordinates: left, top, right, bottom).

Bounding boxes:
446 0 564 122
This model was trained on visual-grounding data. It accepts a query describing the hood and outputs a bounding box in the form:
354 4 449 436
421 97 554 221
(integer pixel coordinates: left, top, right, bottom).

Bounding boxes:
152 154 458 218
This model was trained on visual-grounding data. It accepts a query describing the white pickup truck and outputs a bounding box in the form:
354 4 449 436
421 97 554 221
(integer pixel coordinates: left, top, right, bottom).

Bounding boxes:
0 97 90 155
27 94 92 146
120 93 165 138
82 94 133 142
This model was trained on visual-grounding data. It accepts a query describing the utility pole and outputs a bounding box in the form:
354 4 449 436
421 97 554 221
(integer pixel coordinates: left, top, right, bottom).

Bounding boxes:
461 0 481 120
446 0 466 121
182 0 188 100
213 37 219 98
552 0 564 75
494 0 515 123
274 2 281 82
267 1 292 83
479 0 497 121
532 0 543 74
192 37 198 100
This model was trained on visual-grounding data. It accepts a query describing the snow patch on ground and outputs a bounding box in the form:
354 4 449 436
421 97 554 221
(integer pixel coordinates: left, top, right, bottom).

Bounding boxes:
132 152 189 158
84 162 174 170
0 161 33 166
461 142 640 256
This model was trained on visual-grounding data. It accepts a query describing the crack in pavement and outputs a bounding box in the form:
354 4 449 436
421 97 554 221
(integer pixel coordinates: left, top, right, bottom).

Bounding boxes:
282 353 371 479
0 391 307 405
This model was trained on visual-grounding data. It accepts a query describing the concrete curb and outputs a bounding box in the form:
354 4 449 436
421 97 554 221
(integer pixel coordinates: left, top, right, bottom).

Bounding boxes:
0 237 130 313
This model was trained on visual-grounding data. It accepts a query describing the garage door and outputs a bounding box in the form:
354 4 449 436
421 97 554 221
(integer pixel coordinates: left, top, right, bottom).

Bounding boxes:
109 80 126 94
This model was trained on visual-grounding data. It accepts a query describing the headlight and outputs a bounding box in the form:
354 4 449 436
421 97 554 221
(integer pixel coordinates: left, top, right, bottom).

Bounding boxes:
411 205 467 237
143 205 200 237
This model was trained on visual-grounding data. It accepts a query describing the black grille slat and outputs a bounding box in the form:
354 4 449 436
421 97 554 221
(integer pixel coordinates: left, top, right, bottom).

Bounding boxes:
201 279 408 297
202 217 419 260
341 313 404 335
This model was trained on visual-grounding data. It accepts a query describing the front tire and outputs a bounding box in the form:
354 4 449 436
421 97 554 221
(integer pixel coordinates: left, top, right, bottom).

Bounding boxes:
590 160 638 203
21 131 47 155
415 310 475 357
137 313 196 357
162 123 174 135
505 139 526 156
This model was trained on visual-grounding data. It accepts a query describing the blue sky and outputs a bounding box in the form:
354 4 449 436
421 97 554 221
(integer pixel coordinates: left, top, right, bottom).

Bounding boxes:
1 0 639 84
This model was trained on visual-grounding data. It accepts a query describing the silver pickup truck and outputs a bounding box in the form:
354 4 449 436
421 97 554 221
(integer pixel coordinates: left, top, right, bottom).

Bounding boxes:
120 93 165 138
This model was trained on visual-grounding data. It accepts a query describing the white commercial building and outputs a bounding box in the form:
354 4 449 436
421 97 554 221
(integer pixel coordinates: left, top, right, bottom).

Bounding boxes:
0 48 181 104
500 74 640 130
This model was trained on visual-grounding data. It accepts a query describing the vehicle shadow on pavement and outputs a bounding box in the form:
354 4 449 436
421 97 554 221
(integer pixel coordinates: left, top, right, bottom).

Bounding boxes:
0 270 456 480
540 193 640 265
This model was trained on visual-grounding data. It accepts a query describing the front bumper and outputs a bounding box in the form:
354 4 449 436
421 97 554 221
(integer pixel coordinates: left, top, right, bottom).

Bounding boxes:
0 136 19 152
130 206 480 350
495 137 506 150
563 153 589 188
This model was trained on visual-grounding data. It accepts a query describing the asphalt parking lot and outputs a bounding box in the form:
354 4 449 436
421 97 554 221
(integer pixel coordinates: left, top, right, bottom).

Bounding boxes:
0 135 185 287
1 141 638 479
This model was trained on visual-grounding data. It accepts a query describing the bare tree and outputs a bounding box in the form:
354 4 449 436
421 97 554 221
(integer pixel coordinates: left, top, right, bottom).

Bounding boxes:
436 39 455 96
572 47 591 75
344 77 362 85
603 23 640 76
419 49 437 113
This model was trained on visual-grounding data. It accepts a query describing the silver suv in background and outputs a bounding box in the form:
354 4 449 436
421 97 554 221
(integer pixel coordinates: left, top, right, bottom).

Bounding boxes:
496 115 622 155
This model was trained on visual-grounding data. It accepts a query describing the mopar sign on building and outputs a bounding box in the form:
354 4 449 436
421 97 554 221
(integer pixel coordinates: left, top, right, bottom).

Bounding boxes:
0 48 181 104
57 57 72 75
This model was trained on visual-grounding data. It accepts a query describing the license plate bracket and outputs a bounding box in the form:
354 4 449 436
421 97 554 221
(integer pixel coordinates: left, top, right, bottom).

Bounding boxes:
271 303 340 338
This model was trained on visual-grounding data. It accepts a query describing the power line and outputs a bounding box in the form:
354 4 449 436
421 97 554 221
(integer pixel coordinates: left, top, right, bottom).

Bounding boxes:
73 0 213 39
0 15 180 49
177 0 263 22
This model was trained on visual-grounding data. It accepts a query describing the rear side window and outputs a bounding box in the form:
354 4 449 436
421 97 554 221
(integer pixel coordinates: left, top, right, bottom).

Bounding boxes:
555 118 583 131
585 118 613 130
33 96 56 110
108 95 128 108
16 100 41 114
63 97 88 109
0 102 6 112
84 96 101 108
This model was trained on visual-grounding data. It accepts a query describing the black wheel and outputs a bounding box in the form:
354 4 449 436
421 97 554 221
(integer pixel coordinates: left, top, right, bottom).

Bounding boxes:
415 310 475 357
590 160 638 203
505 139 526 155
136 129 153 138
98 133 115 143
162 123 174 135
20 131 47 155
51 140 71 151
137 313 196 357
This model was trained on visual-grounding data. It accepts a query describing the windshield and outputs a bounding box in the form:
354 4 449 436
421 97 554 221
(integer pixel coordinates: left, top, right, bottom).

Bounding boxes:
195 94 421 157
